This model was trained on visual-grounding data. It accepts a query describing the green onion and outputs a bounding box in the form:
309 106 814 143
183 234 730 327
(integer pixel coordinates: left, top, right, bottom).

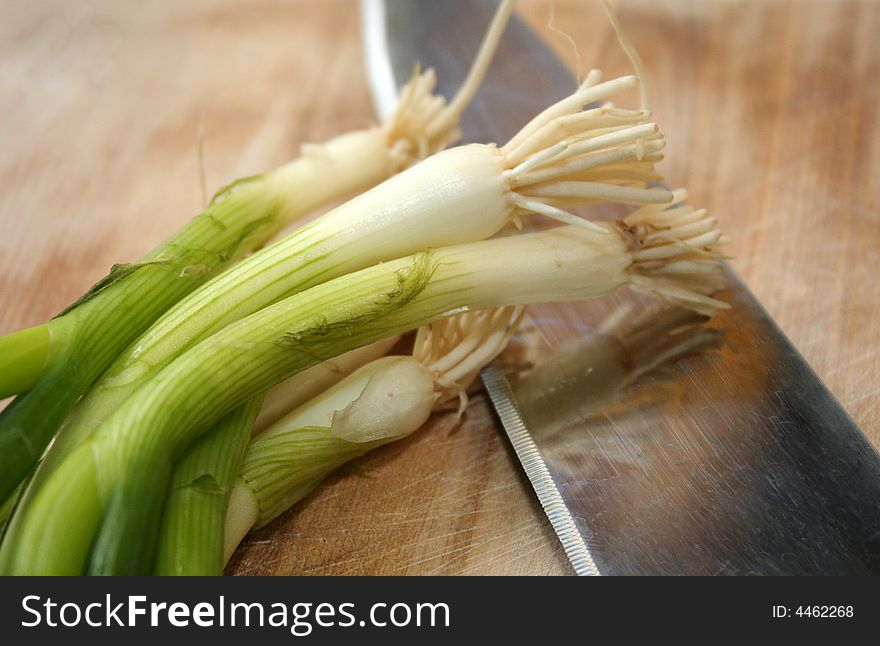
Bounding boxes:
0 485 18 528
85 451 172 575
255 335 401 435
5 201 728 574
153 398 263 576
224 307 523 563
155 337 399 575
0 324 50 398
0 180 286 503
224 356 436 561
226 428 387 563
149 337 402 575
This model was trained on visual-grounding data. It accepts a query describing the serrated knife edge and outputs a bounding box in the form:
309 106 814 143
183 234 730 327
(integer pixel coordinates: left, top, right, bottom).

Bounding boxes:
482 365 600 576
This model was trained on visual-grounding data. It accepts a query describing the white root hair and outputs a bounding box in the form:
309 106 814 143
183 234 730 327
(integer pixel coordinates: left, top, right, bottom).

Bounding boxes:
412 306 525 420
624 190 730 315
499 74 673 234
382 0 516 170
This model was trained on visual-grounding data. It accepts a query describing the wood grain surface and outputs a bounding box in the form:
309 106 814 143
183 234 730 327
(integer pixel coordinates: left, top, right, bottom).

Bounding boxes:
0 0 877 575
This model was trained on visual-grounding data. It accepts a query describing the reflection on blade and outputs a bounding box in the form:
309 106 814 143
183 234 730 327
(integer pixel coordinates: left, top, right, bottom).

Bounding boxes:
492 272 880 575
514 307 723 444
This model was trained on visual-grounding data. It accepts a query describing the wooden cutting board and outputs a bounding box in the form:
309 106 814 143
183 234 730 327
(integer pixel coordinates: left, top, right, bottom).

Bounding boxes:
1 0 877 575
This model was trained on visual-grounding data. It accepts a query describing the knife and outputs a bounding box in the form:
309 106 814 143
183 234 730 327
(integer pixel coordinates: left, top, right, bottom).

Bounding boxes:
361 0 880 575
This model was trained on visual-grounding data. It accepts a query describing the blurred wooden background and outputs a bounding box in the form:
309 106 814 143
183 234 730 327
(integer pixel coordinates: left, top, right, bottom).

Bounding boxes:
0 0 877 575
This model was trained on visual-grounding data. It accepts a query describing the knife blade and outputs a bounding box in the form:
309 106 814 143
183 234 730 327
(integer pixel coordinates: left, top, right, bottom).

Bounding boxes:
362 0 880 575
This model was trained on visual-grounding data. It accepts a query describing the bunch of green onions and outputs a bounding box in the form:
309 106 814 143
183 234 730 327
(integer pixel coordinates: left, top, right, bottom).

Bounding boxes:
0 0 517 518
0 1 729 575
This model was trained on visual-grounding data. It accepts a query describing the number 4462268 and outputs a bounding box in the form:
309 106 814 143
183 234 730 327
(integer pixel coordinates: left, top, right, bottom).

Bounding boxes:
795 606 853 618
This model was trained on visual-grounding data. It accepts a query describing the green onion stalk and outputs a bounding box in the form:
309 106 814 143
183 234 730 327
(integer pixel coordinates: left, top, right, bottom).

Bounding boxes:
153 337 401 575
152 399 264 576
0 180 285 505
221 306 523 568
254 336 402 435
5 196 729 574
